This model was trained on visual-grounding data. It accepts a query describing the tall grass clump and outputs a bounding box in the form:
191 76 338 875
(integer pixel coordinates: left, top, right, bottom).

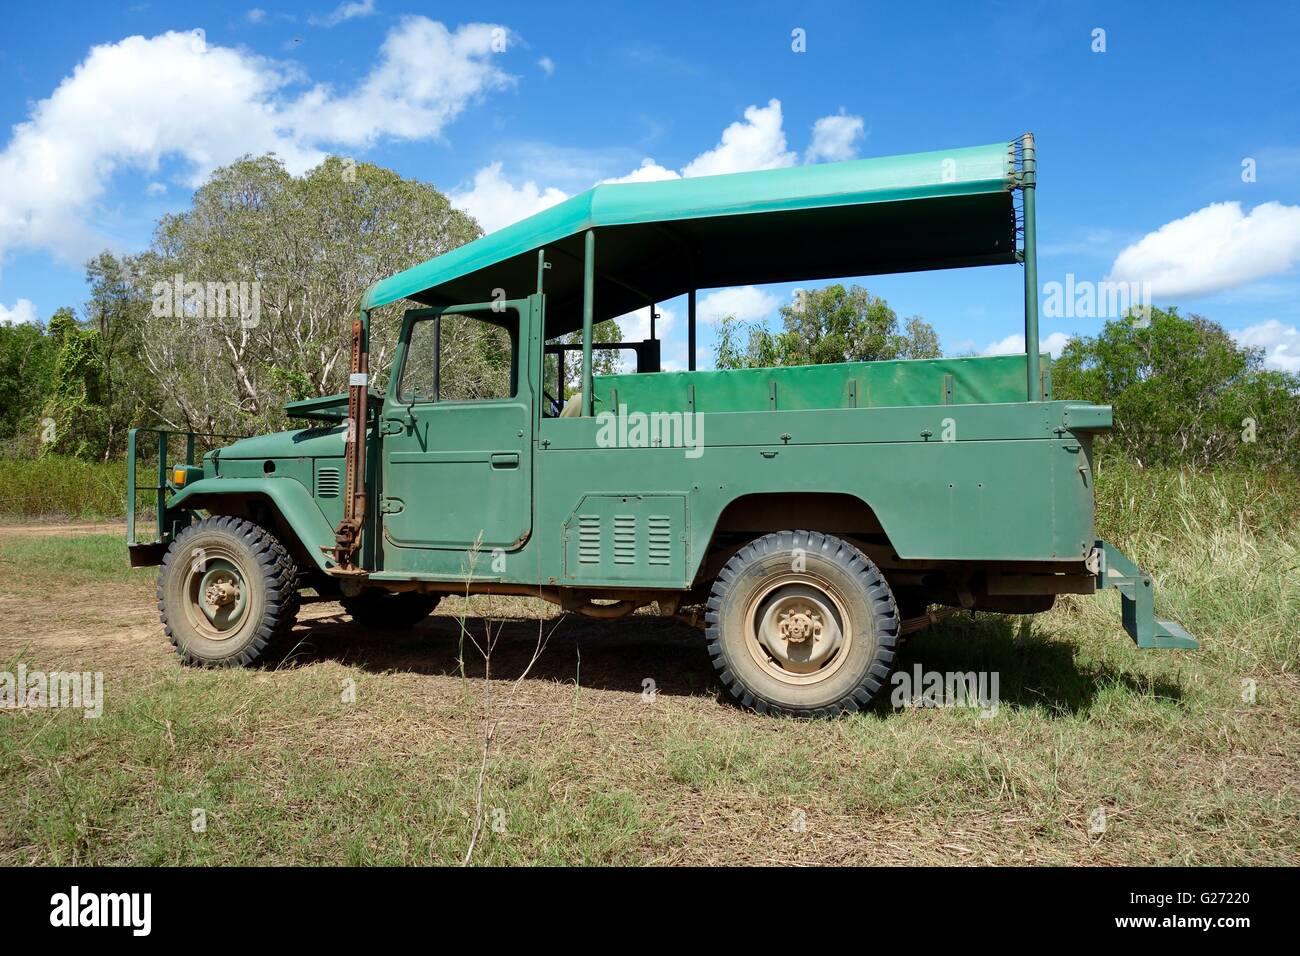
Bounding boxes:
0 456 128 520
1090 461 1299 672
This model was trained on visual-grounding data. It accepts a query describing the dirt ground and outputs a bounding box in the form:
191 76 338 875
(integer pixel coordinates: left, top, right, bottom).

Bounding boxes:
0 521 128 538
0 522 715 701
2 522 1296 866
0 527 799 864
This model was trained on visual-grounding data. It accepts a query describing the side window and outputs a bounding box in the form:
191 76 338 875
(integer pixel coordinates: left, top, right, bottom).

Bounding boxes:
398 312 517 403
438 313 515 401
398 318 438 402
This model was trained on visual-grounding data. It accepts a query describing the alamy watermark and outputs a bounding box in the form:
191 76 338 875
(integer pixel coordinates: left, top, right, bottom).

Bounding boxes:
596 404 705 459
150 274 261 329
1 665 103 719
890 664 1000 717
1042 274 1151 321
49 886 151 936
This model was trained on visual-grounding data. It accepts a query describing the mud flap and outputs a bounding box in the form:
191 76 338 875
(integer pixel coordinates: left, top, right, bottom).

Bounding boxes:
1090 539 1198 649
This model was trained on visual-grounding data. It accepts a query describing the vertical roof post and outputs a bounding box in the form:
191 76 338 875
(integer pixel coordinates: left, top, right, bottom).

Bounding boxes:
1021 133 1041 401
582 228 596 416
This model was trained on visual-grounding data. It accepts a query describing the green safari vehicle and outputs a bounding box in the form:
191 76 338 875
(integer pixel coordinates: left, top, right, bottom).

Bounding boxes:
127 133 1195 717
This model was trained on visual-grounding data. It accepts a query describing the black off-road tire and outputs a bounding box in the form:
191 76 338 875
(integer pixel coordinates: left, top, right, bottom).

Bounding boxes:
158 516 300 666
705 530 900 717
340 590 441 629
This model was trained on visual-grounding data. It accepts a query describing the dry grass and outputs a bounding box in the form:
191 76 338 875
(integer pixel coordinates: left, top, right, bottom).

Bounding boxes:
0 466 1297 865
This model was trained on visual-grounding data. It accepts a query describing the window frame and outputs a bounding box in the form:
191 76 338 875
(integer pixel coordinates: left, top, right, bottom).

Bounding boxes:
395 305 521 407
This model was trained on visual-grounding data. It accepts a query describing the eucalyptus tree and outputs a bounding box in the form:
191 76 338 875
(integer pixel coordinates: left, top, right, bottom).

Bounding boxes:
138 154 481 434
714 283 941 369
1054 307 1300 469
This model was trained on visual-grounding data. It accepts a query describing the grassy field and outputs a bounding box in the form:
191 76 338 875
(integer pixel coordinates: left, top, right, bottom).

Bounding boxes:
0 465 1296 865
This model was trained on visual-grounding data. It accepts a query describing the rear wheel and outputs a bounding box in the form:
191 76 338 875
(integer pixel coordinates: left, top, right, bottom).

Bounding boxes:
158 516 300 666
341 590 441 629
705 530 900 717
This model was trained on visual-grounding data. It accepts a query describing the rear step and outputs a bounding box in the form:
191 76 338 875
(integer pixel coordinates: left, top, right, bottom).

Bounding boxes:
1090 539 1198 649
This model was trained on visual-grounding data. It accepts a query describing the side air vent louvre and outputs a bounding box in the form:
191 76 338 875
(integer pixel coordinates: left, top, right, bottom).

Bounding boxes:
648 514 672 566
578 514 601 564
563 496 685 585
316 467 341 499
613 515 636 565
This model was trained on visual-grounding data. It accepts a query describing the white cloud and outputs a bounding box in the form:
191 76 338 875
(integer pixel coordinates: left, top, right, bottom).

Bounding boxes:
246 8 267 24
0 20 514 264
145 181 167 196
284 19 514 148
1232 319 1300 373
450 161 567 233
983 331 1071 358
1109 201 1300 298
601 100 803 187
537 56 555 76
696 286 779 325
311 0 376 28
0 298 38 324
600 158 680 185
609 305 680 370
458 99 860 234
805 110 865 163
616 304 677 344
681 99 796 178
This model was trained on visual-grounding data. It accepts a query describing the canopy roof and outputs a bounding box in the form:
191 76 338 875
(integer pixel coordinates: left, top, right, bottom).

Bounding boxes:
364 140 1022 336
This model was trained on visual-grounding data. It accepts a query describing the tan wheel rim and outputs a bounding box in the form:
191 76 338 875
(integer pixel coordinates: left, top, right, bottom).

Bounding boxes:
180 542 255 642
742 572 853 686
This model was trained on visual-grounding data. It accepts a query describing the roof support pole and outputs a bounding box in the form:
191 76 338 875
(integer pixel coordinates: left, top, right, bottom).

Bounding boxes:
688 290 697 371
1021 133 1041 401
581 228 596 416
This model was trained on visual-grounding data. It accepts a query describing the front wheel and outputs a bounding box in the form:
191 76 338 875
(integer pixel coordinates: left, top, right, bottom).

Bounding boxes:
158 516 300 666
705 531 900 717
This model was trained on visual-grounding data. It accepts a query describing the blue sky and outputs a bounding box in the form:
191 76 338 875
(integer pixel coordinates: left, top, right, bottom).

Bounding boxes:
1 0 1297 371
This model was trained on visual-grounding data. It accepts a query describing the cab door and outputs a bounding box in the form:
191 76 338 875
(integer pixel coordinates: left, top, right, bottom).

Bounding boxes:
380 300 533 554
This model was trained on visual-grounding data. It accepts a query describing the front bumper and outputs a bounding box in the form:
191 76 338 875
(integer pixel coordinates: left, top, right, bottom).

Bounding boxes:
126 427 232 567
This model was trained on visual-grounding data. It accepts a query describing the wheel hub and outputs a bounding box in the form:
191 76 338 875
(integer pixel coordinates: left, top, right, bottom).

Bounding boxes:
777 606 822 643
189 559 250 636
750 583 848 679
205 580 240 608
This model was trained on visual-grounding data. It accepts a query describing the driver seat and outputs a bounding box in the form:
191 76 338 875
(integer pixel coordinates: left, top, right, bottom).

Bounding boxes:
559 392 583 418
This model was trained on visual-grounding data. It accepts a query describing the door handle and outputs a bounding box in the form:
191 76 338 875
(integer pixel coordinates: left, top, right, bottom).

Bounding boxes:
490 452 519 469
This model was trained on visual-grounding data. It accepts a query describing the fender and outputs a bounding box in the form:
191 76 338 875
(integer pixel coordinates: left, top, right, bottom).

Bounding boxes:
169 477 339 572
685 490 894 585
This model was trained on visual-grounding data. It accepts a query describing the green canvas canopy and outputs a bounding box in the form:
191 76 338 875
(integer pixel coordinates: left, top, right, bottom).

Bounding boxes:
363 140 1022 337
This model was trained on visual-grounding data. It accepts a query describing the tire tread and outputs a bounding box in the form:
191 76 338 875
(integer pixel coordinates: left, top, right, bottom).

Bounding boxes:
705 529 899 718
158 516 299 667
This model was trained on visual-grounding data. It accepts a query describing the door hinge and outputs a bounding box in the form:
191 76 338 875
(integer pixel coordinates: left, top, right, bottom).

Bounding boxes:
380 497 404 515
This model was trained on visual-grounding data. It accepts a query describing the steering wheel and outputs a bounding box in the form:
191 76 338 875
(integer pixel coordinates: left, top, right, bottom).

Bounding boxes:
543 389 563 418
